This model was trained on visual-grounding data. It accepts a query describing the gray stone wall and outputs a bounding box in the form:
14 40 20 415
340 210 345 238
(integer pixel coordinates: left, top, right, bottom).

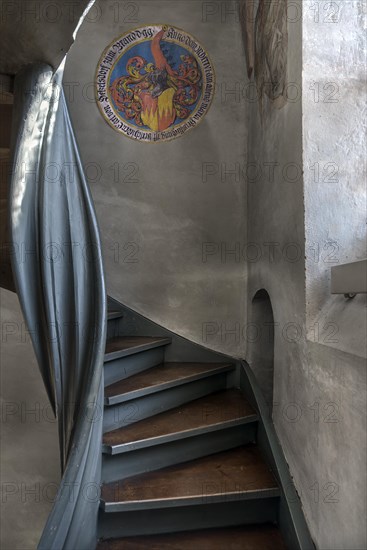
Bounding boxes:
247 1 366 548
303 0 367 329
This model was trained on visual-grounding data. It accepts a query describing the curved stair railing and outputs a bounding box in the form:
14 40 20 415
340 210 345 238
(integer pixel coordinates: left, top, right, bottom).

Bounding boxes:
9 63 107 550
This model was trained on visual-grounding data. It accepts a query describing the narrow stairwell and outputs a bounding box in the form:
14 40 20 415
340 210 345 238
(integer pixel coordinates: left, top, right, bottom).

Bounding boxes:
96 300 295 549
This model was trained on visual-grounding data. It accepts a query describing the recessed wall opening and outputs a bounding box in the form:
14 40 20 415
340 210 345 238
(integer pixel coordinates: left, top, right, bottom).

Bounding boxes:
248 289 275 409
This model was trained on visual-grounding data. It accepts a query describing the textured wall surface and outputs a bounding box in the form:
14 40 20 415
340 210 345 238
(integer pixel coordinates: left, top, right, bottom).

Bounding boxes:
303 0 367 328
0 289 60 549
247 1 366 548
300 5 367 544
64 0 248 357
0 0 94 74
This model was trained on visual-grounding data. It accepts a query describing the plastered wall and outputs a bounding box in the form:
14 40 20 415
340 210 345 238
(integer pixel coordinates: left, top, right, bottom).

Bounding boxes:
303 0 367 365
0 289 60 549
64 0 248 358
0 0 93 74
303 0 366 328
247 1 366 548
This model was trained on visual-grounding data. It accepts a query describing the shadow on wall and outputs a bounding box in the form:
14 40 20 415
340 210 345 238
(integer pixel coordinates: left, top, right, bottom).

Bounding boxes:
248 289 275 408
0 288 60 549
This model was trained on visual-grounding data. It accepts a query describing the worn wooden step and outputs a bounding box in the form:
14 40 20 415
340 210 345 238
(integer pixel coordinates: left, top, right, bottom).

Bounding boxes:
103 389 257 454
102 390 258 482
105 336 171 362
108 309 124 321
97 523 287 549
104 362 235 406
103 363 233 432
101 445 279 512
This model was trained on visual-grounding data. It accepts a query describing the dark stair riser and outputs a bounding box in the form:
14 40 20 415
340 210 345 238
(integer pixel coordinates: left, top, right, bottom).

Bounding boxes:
102 423 257 483
104 348 166 387
98 498 280 539
107 316 123 340
103 373 230 432
97 524 288 550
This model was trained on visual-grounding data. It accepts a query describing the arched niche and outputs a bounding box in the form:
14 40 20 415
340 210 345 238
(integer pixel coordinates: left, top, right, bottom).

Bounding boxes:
248 289 275 408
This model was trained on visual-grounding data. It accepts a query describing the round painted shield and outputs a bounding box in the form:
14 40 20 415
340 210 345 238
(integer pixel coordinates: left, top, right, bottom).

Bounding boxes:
95 25 215 142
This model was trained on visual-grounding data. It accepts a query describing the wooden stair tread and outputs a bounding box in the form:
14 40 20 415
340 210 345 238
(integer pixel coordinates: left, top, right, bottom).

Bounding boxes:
97 524 287 549
105 336 171 361
101 445 278 508
108 309 123 320
103 389 257 452
104 362 234 405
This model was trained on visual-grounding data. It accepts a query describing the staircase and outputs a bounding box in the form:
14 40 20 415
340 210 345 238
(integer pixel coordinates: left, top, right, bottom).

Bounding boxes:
95 299 312 549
